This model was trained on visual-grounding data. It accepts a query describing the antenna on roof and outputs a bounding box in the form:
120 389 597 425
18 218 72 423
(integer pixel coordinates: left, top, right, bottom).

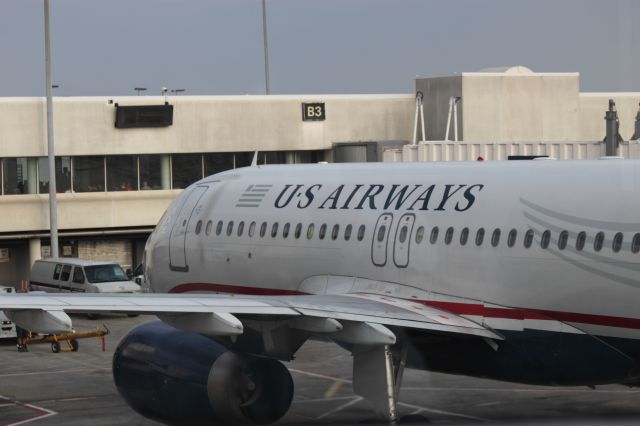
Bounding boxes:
251 151 259 167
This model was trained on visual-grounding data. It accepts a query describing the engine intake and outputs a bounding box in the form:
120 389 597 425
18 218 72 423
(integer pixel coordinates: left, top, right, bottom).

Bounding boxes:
113 320 293 425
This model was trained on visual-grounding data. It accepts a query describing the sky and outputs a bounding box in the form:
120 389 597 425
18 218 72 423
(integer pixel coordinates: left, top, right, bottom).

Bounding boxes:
0 0 639 97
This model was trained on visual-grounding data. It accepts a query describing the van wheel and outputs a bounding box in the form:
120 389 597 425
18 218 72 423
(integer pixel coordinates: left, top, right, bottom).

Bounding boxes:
87 313 99 320
51 342 60 353
70 339 79 352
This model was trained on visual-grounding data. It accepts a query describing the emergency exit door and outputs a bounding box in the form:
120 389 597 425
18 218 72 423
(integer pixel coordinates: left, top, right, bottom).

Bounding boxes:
371 213 393 267
169 186 208 272
393 213 415 268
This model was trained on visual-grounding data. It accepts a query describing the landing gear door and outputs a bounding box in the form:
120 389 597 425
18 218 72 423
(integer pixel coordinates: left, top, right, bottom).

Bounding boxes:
393 213 415 268
371 213 393 267
169 186 208 272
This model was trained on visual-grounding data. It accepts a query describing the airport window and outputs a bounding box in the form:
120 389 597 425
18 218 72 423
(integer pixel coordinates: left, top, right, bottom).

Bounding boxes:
294 223 302 239
195 220 203 235
345 224 353 241
491 229 501 247
260 222 267 238
204 153 234 176
558 230 568 250
331 224 340 240
248 221 256 237
307 224 315 240
205 220 213 236
507 229 517 248
399 225 408 243
632 233 640 254
237 221 245 237
594 232 605 252
60 265 72 281
235 152 254 168
612 232 623 253
39 156 72 193
357 225 366 241
72 267 85 284
2 158 35 195
377 225 386 242
263 151 288 165
139 155 164 190
271 222 279 238
53 264 62 280
430 227 439 244
444 227 454 245
283 223 290 238
415 226 424 244
319 224 327 240
106 155 137 191
524 229 534 249
73 156 105 192
216 220 223 236
475 228 485 246
172 154 202 189
460 227 469 246
576 231 586 251
226 221 234 236
540 230 551 249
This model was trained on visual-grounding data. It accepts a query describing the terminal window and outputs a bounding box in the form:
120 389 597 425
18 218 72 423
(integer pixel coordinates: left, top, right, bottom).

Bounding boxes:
172 154 202 189
73 156 105 192
107 156 137 191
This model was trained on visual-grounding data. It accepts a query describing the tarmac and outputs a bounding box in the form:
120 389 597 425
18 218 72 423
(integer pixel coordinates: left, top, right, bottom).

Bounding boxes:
1 315 640 426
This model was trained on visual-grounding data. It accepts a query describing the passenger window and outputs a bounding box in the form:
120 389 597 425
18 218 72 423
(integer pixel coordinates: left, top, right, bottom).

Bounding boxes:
237 221 245 237
319 224 327 240
576 231 586 251
72 267 85 284
399 226 408 243
558 230 568 250
205 220 213 236
541 230 550 249
415 226 424 244
195 220 203 235
612 232 623 253
459 227 469 246
53 264 62 280
632 233 640 254
331 224 340 240
260 222 267 238
248 221 256 237
60 265 72 281
507 229 517 248
444 227 454 245
307 224 315 240
345 224 353 241
491 229 500 247
524 229 534 248
357 225 366 241
283 223 290 238
475 228 485 246
430 227 439 244
226 221 234 236
216 220 223 236
377 225 386 242
295 223 302 239
271 222 279 238
594 232 604 252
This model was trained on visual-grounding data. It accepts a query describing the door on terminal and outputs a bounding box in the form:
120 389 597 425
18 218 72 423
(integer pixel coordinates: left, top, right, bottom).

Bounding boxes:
169 185 208 272
393 213 415 268
371 213 393 267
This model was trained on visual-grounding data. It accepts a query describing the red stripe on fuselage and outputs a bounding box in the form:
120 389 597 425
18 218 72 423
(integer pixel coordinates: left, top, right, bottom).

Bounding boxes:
168 282 640 331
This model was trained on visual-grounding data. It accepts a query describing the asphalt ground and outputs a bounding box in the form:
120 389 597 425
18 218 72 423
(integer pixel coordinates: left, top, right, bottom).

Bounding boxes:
1 315 640 426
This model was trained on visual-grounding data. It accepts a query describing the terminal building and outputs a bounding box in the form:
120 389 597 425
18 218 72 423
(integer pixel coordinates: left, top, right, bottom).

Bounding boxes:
0 66 638 285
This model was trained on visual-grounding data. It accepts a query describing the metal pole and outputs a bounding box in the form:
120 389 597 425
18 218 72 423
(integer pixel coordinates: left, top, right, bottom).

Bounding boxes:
44 0 59 258
605 99 619 156
262 0 270 95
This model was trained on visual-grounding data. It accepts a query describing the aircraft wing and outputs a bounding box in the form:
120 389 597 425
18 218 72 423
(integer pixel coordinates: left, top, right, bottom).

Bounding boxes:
0 292 502 342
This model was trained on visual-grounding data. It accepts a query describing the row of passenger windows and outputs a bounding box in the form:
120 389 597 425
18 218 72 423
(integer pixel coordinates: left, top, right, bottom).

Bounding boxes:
196 219 640 254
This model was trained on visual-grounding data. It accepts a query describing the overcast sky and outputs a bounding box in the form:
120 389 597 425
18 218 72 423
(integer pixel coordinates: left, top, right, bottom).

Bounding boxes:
1 0 638 96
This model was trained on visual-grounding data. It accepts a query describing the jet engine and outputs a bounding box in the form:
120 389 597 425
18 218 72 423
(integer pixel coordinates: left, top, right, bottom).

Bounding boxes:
112 320 294 425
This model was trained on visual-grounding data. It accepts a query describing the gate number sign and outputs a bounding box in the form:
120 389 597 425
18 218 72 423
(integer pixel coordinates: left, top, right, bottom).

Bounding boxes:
302 103 325 121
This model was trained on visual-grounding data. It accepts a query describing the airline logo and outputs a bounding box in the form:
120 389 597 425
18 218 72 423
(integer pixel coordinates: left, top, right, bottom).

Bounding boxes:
236 184 273 208
273 183 484 212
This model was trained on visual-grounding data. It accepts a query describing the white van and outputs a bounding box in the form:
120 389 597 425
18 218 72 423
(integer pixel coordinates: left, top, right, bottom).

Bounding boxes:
0 286 17 339
30 258 141 294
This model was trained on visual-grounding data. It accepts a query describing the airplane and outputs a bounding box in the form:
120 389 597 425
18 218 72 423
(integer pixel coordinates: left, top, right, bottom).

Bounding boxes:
2 158 640 425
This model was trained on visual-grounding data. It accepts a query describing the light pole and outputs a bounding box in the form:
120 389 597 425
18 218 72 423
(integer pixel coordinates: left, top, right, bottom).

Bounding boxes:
44 0 58 258
262 0 270 95
134 87 147 95
170 89 185 95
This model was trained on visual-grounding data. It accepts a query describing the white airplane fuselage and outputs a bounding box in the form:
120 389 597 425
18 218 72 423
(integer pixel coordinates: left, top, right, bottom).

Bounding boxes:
144 160 640 385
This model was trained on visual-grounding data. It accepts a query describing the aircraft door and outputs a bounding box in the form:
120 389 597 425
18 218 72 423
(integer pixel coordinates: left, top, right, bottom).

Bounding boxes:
169 186 208 272
371 213 393 267
393 213 415 268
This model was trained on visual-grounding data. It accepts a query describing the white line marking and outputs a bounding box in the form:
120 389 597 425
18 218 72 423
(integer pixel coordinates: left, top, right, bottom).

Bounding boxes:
401 386 640 393
0 395 57 426
294 396 357 404
289 368 351 383
316 396 364 419
0 367 109 378
398 401 489 422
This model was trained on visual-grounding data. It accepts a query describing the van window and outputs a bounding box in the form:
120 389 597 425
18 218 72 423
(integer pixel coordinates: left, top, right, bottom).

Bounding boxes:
72 267 85 284
53 264 62 280
60 265 72 281
85 264 129 283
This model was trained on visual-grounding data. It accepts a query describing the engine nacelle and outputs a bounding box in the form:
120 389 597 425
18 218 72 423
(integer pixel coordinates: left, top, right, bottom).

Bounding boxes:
113 320 294 425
